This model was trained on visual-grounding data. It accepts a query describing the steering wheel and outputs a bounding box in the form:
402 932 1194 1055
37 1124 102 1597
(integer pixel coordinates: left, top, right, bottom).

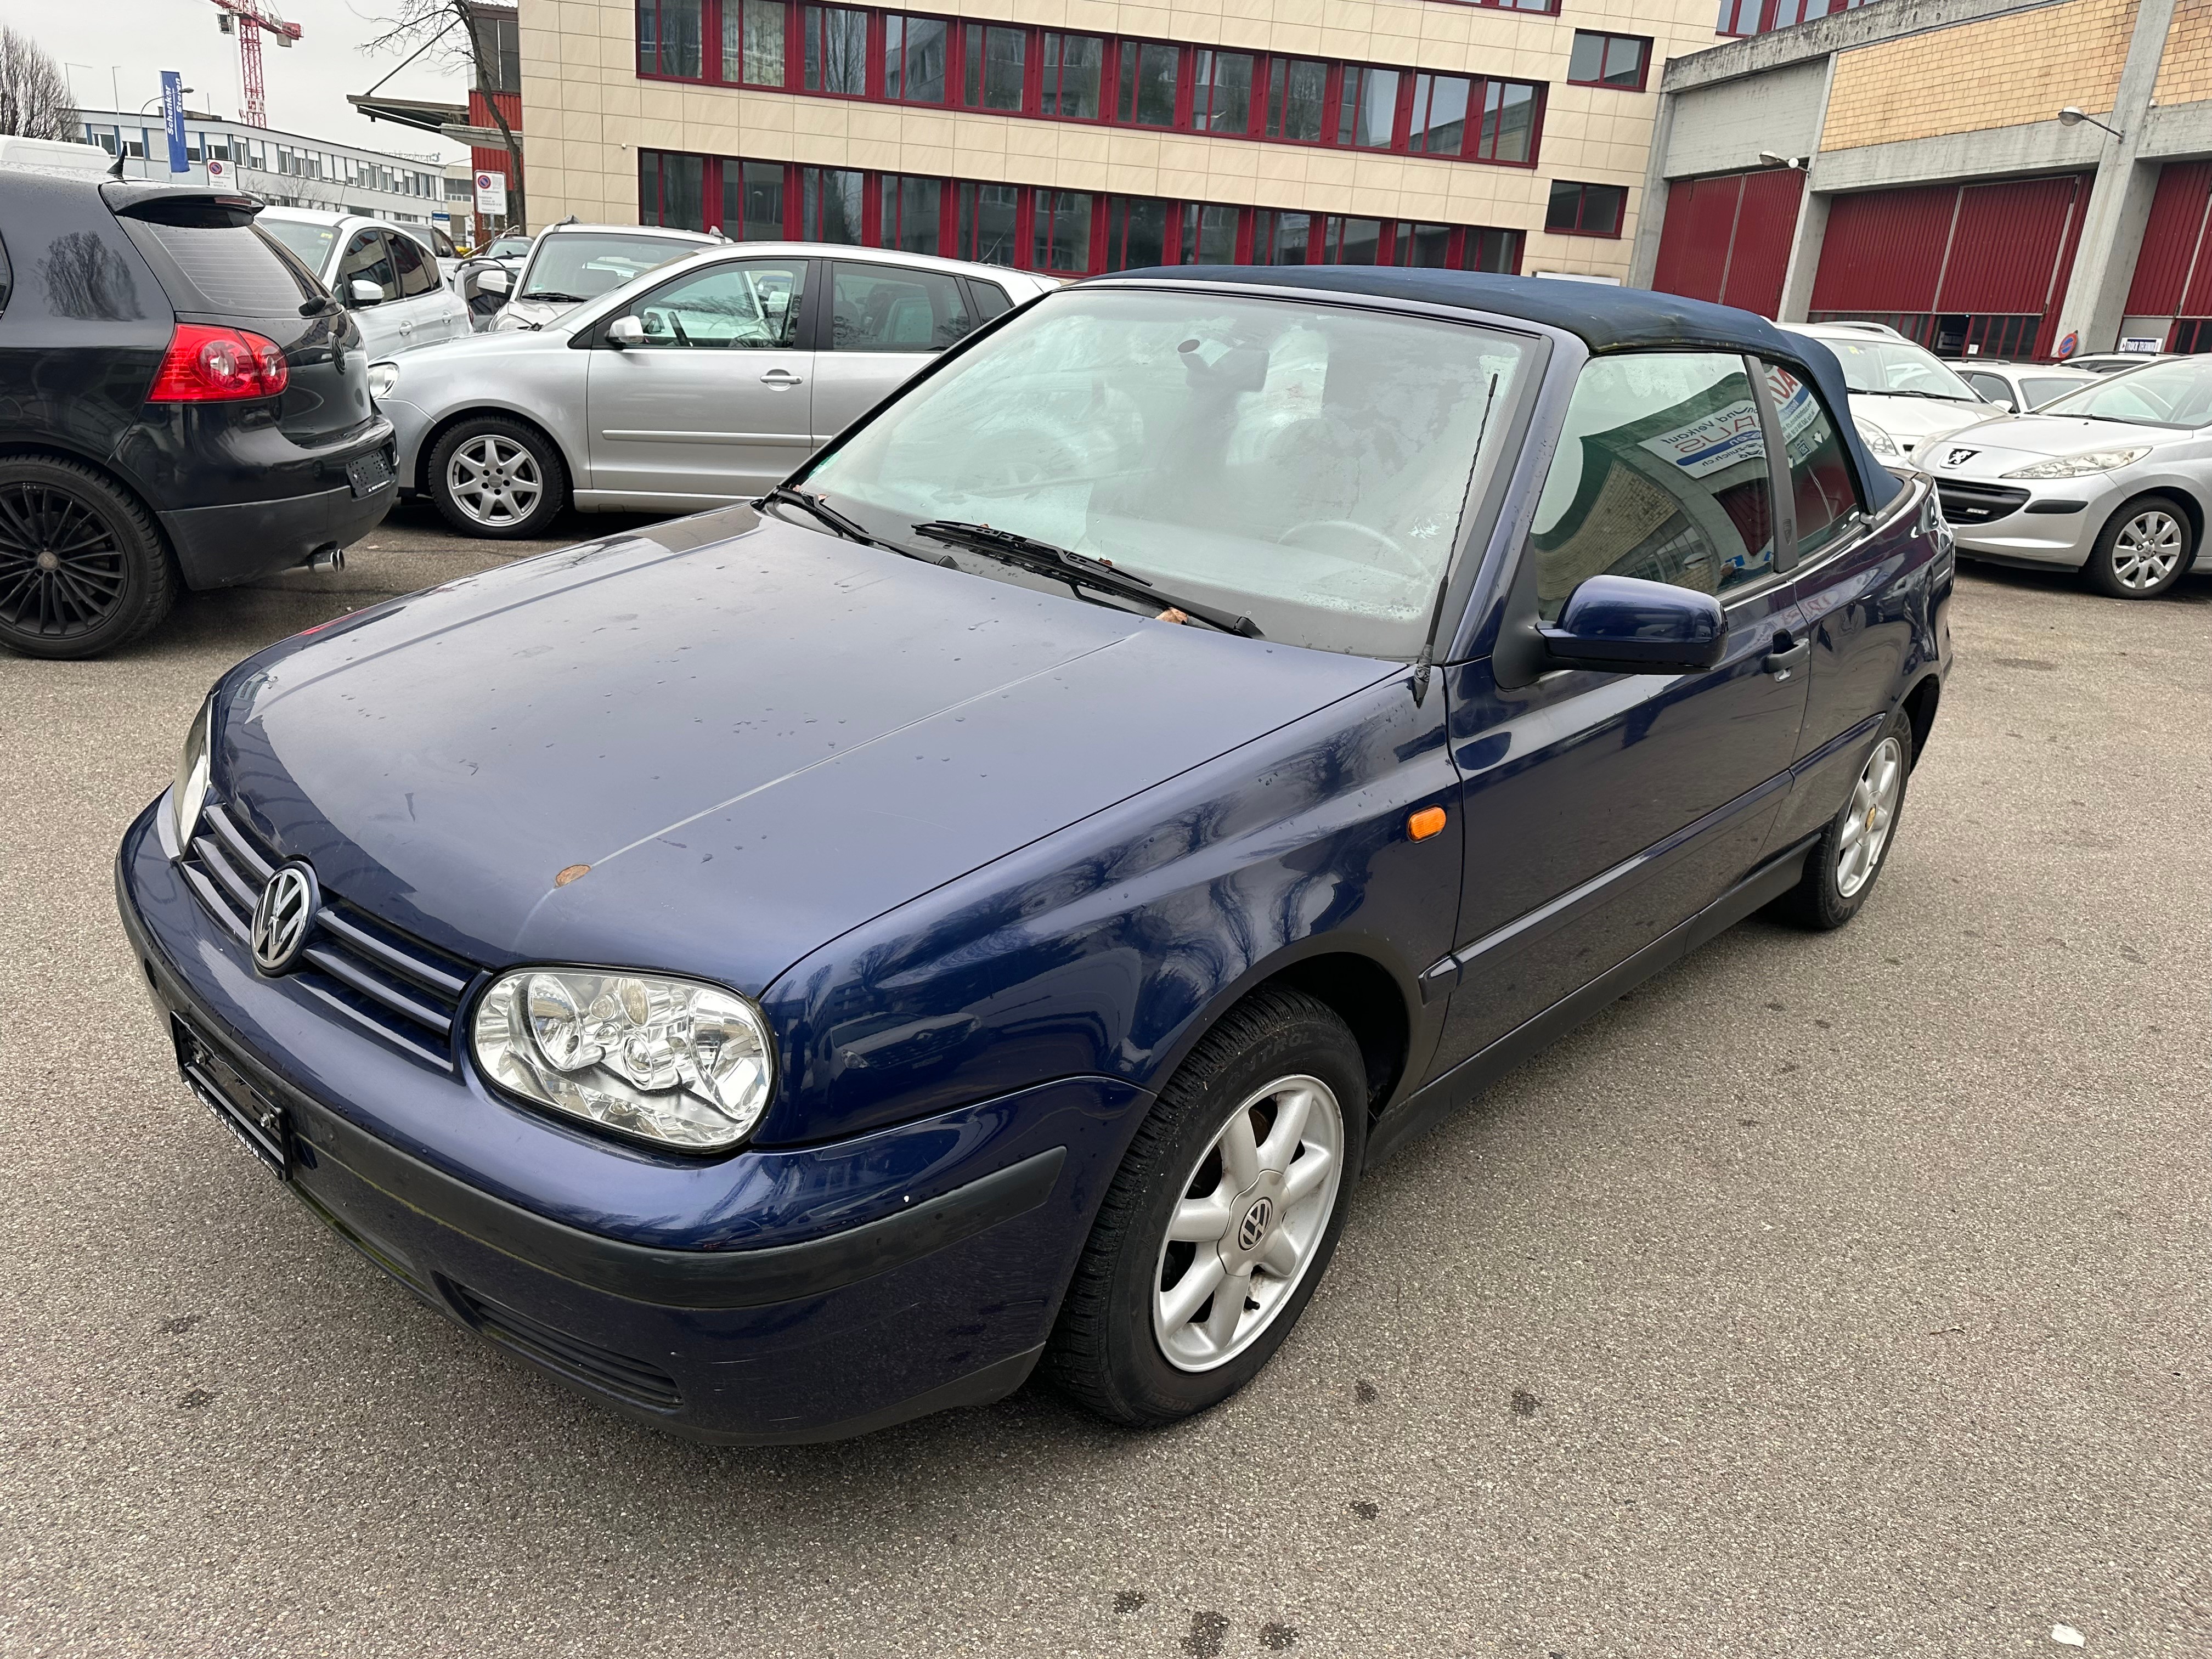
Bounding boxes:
1277 518 1423 579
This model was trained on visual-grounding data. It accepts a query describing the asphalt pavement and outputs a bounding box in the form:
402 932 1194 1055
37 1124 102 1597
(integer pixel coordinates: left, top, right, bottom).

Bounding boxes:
3 501 2208 1658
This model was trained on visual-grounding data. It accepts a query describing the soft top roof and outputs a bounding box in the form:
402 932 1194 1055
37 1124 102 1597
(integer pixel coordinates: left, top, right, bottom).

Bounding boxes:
1105 264 1900 507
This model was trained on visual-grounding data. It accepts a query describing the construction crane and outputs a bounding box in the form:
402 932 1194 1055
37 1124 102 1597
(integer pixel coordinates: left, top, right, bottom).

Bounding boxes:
212 0 301 130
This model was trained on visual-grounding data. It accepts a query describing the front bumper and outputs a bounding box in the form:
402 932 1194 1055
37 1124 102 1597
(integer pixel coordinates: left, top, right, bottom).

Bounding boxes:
116 799 1144 1442
379 397 434 496
1932 468 2112 568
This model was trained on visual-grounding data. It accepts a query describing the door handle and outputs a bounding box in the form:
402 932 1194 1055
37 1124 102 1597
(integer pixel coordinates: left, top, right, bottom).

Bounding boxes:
759 368 804 388
1763 635 1810 678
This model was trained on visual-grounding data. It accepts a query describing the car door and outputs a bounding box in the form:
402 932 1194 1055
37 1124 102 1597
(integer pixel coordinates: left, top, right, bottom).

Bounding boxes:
336 228 406 358
584 255 815 503
1430 349 1813 1066
810 259 981 443
386 228 462 346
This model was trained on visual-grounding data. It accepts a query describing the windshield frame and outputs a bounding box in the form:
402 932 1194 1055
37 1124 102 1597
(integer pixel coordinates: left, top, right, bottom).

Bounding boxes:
789 276 1556 665
517 230 703 302
1812 332 1984 403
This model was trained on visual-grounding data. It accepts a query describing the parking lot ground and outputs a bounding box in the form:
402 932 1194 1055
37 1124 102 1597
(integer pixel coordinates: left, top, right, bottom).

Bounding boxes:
3 506 2208 1658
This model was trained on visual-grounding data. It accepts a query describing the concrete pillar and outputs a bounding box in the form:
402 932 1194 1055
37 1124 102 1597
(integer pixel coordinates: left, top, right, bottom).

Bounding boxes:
1626 89 1680 291
2052 0 2179 353
1775 188 1832 323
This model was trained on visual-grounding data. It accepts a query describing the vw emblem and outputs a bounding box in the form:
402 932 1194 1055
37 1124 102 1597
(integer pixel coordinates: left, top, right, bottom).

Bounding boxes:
1237 1197 1274 1251
251 861 319 975
1945 447 1978 468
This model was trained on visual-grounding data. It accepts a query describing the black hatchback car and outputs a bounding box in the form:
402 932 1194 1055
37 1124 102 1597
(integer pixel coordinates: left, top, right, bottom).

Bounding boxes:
0 167 396 658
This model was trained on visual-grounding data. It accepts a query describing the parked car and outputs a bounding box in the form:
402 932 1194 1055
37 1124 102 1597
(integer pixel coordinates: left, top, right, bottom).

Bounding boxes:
1953 360 2099 413
0 168 394 658
1783 322 2001 473
374 242 1049 536
484 221 719 333
118 268 1951 1442
256 206 470 359
391 220 463 286
1922 353 2212 598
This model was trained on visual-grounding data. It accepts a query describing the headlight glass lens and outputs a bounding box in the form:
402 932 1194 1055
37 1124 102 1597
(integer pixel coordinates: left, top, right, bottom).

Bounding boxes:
2002 447 2149 478
472 968 775 1151
1857 420 1900 458
366 360 399 399
171 696 212 851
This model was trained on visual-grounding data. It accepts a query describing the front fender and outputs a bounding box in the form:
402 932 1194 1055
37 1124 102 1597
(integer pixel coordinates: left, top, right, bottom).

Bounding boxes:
751 672 1464 1148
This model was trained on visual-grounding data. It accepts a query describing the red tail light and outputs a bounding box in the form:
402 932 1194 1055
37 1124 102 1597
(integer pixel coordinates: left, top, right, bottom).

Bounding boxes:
147 323 290 402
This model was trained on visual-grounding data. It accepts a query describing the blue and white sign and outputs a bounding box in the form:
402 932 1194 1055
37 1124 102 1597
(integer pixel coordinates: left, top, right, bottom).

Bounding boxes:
160 70 188 174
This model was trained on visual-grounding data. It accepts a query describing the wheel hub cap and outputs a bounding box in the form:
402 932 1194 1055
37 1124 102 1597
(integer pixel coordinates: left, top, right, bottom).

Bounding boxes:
1836 736 1903 899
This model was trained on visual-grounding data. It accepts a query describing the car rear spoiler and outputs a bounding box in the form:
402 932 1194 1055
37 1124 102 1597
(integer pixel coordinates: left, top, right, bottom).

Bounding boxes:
101 182 265 228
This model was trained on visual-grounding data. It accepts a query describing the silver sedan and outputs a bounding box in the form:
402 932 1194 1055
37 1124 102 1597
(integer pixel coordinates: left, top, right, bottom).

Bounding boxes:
369 242 1053 538
1921 354 2212 599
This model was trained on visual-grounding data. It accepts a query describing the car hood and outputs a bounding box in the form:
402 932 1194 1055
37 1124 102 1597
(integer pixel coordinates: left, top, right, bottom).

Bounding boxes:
375 322 572 381
213 509 1393 995
1918 414 2179 479
1848 393 1995 452
497 295 577 330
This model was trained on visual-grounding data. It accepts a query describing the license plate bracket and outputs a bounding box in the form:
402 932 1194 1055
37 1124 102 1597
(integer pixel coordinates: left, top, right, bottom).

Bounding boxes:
172 1015 291 1180
346 447 394 498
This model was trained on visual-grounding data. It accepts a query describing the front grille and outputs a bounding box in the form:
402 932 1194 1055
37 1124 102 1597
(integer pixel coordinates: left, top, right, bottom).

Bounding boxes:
178 800 479 1070
447 1281 684 1411
1935 481 2033 525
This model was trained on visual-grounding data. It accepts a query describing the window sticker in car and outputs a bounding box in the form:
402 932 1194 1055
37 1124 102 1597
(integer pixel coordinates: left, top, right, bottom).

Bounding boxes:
1638 397 1765 481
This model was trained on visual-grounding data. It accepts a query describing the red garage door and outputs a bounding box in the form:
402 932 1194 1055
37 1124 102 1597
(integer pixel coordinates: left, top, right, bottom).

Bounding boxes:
1810 174 2090 359
1652 168 1805 318
2125 162 2212 347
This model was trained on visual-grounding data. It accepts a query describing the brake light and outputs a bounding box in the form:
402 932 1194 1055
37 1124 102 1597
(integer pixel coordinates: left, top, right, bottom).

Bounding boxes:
147 323 290 402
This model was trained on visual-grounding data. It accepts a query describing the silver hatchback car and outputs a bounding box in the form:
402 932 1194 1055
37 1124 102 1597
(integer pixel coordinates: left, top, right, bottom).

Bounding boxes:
1922 354 2212 599
374 242 1054 537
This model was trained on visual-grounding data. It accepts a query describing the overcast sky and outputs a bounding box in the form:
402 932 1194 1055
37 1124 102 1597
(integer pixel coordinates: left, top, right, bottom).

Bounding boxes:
0 0 471 162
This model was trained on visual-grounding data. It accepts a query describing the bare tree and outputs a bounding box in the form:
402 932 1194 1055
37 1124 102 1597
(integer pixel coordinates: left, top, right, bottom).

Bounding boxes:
0 26 81 143
360 1 526 232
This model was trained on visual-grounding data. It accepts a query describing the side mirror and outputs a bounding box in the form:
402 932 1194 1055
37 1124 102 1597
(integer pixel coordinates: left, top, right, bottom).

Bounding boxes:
1538 575 1726 675
348 279 385 307
605 315 646 349
476 266 510 295
1989 396 2015 413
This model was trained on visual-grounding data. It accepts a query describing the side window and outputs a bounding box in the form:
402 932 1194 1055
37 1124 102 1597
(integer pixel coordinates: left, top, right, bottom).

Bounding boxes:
388 230 438 298
1529 352 1775 620
1762 362 1863 560
1961 370 2009 403
829 261 974 352
339 230 399 303
621 258 806 348
432 228 456 259
968 278 1012 321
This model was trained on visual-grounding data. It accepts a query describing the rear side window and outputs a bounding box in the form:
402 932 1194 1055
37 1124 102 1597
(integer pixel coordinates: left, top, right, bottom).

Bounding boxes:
388 229 438 298
131 221 320 314
1530 351 1775 619
830 261 973 351
968 278 1011 320
1961 371 2010 403
1762 363 1862 560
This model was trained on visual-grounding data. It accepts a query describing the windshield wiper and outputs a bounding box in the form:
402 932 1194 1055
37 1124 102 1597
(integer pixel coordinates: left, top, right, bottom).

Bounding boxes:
757 488 958 566
519 290 586 303
913 520 1261 637
1860 387 1975 402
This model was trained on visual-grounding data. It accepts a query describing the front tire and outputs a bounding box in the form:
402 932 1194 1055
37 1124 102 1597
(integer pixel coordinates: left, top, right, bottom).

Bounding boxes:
0 454 177 659
1774 709 1914 931
1045 986 1367 1427
2083 494 2194 600
427 416 567 539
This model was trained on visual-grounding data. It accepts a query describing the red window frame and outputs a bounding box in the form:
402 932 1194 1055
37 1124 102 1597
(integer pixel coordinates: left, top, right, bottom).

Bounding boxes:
1545 180 1628 238
1566 31 1651 92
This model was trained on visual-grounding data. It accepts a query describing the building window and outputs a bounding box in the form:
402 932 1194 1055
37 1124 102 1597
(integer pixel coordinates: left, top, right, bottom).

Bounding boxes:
962 24 1025 110
1547 180 1625 237
1567 32 1650 91
1192 50 1255 134
1266 58 1327 142
1116 41 1180 127
955 181 1022 264
800 165 868 240
640 150 706 228
637 0 703 77
1475 80 1539 162
1182 203 1240 264
884 14 948 103
725 158 787 237
1468 227 1520 272
879 173 943 253
1033 188 1093 271
1319 215 1383 264
1401 223 1455 266
1338 66 1400 150
1719 0 1874 36
1252 208 1312 265
723 0 787 86
803 4 868 94
1040 32 1105 119
1409 74 1470 156
1104 196 1170 270
472 7 523 92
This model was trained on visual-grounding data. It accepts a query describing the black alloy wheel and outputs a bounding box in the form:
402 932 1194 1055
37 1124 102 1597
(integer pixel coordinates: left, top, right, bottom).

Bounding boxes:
0 456 176 659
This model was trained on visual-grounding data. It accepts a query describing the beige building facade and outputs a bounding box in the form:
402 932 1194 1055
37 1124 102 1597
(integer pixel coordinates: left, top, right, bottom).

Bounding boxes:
514 0 1735 280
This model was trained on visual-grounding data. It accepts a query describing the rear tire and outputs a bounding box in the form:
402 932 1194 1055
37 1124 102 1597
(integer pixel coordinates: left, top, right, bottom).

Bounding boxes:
1773 708 1914 931
1044 986 1367 1428
427 415 567 539
2083 494 2193 600
0 454 176 659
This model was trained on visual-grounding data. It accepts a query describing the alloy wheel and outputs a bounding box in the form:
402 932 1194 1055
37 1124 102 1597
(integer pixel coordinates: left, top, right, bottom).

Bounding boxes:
445 435 544 528
0 483 126 640
2111 510 2185 591
1837 735 1903 899
1152 1073 1345 1373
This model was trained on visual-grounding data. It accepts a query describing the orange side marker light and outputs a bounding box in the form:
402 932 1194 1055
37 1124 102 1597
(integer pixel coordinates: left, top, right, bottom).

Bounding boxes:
554 864 591 887
1408 806 1447 842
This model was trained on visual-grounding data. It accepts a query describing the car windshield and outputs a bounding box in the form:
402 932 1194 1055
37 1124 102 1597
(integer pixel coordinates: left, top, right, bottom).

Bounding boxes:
2021 376 2090 409
803 288 1533 659
520 233 693 300
2034 356 2212 428
1820 336 1980 401
257 217 337 275
489 236 533 257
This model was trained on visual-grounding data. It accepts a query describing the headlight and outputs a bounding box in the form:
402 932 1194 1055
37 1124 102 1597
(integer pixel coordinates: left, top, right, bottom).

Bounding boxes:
1857 420 1900 458
2002 447 2150 478
170 695 213 851
472 967 775 1151
366 360 399 399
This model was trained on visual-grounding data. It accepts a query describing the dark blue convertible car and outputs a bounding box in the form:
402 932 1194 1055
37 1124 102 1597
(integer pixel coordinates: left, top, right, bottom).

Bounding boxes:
117 268 1951 1441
